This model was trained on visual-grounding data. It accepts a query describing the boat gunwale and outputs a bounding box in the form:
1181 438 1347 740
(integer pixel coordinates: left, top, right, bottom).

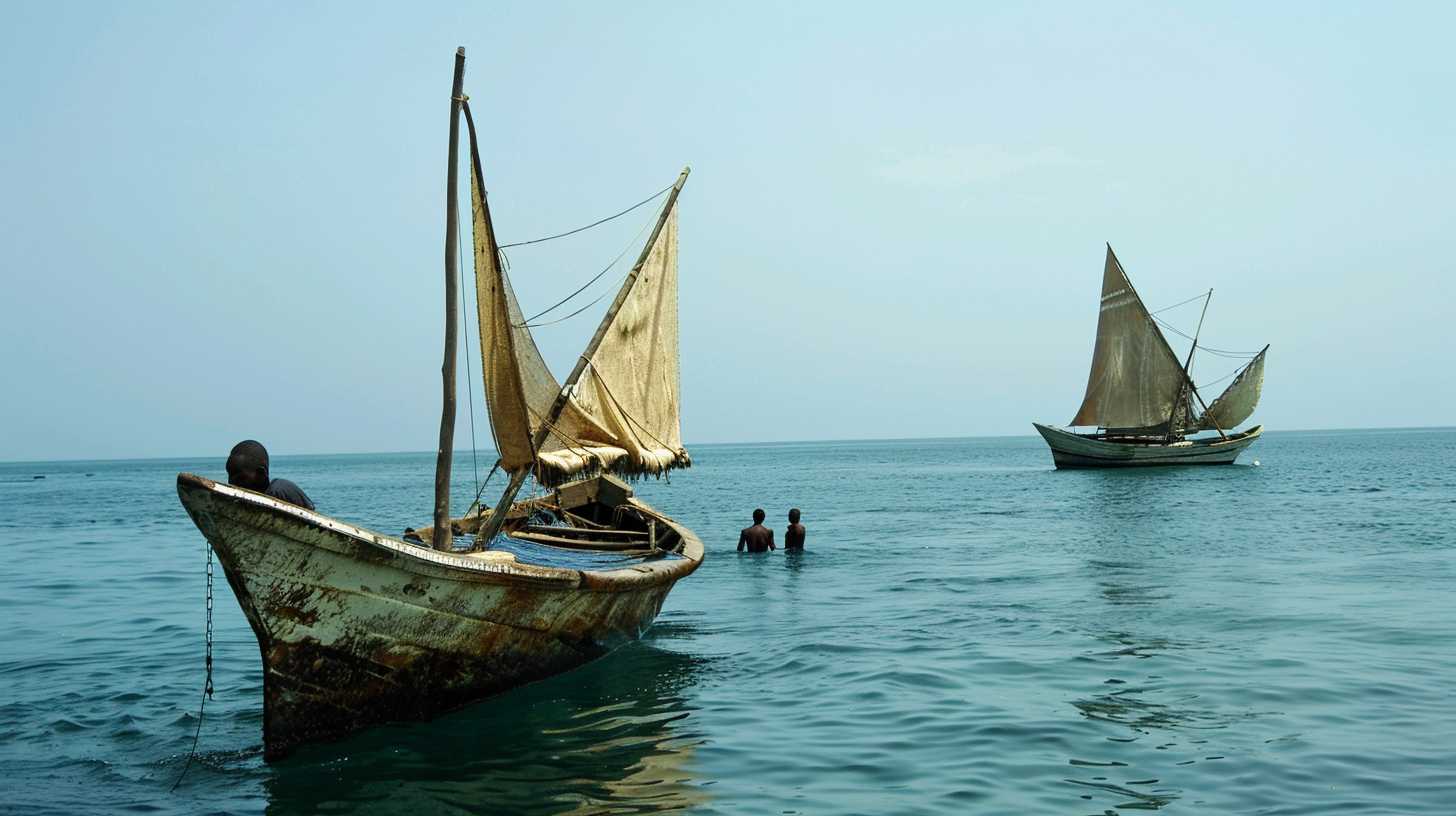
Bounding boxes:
176 472 703 591
1033 422 1263 449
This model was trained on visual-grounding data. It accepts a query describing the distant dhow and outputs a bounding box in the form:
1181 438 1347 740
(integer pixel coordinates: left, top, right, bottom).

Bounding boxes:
1035 245 1267 468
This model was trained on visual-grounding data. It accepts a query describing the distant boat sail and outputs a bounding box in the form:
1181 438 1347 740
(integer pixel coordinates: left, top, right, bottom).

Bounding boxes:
1035 245 1267 467
176 48 702 760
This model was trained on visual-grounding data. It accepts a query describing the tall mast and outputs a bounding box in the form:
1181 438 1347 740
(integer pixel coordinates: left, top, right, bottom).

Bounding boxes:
431 47 467 551
1165 288 1212 442
474 167 692 548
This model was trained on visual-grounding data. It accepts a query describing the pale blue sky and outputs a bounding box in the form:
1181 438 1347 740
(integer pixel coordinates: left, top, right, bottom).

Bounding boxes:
2 3 1451 461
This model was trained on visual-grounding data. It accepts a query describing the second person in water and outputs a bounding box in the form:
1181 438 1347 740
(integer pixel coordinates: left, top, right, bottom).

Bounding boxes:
737 508 807 552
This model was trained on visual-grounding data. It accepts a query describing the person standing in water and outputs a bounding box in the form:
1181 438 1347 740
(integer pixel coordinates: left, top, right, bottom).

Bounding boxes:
737 508 775 553
784 508 806 550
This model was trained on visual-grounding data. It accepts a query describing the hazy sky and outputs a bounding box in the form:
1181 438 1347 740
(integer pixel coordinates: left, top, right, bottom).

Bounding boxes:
3 3 1452 461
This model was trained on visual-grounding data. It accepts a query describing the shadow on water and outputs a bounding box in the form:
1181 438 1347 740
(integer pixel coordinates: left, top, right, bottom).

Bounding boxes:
262 635 712 815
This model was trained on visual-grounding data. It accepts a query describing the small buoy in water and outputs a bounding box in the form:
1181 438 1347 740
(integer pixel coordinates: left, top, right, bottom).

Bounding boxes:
1252 460 1261 467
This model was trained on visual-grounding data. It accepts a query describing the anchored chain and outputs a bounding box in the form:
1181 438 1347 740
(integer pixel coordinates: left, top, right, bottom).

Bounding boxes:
170 540 215 792
204 542 215 699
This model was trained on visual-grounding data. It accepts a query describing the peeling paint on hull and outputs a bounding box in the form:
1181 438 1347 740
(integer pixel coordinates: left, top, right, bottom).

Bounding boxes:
176 473 701 761
1033 423 1263 468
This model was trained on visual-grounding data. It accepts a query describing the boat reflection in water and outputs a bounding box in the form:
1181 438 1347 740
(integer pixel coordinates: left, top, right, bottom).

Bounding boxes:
1061 556 1263 813
263 631 711 815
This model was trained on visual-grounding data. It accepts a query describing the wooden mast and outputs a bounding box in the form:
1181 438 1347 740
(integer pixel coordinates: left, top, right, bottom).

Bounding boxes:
474 167 692 549
1165 289 1212 443
431 47 467 551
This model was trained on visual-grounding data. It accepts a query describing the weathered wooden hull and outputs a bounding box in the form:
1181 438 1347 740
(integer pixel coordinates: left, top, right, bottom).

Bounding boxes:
1033 423 1262 468
175 473 702 761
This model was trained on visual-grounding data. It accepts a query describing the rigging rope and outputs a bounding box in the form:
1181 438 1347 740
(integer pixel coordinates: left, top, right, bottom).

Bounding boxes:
498 184 671 249
170 540 215 792
519 259 614 325
1150 291 1211 315
524 285 616 328
1151 316 1263 357
1196 361 1252 391
472 460 501 525
588 365 680 454
517 196 661 325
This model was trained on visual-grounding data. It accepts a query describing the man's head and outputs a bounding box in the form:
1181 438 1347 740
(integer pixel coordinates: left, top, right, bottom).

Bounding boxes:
752 508 765 524
227 440 270 492
788 508 800 524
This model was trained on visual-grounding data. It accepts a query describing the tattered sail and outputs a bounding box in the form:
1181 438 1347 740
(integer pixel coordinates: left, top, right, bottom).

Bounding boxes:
1070 246 1189 430
467 133 535 471
467 121 689 486
557 205 687 481
1198 347 1267 431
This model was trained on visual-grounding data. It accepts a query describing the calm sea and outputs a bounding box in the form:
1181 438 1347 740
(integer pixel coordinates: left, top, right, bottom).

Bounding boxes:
2 429 1454 814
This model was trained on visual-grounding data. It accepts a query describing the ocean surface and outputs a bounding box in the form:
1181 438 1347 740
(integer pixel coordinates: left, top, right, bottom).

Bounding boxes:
2 429 1454 815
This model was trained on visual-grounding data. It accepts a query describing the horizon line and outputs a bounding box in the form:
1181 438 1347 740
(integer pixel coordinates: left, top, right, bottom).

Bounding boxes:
2 423 1453 466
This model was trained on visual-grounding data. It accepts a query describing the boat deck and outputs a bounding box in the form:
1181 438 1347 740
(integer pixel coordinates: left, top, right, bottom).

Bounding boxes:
454 533 685 570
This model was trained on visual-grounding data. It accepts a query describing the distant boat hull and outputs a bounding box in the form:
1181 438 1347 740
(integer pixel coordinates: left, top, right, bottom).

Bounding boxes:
1033 423 1262 468
176 473 702 761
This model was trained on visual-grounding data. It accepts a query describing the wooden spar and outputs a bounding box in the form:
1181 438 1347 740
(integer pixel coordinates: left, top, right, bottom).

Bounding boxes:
1190 386 1226 439
1164 288 1213 442
432 47 467 551
474 167 692 549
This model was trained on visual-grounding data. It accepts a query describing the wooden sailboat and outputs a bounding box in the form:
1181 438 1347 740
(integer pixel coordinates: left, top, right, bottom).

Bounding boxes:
176 49 702 760
1034 245 1268 468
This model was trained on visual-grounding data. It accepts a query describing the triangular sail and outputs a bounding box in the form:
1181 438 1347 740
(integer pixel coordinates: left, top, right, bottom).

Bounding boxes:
466 117 688 485
467 132 535 471
1198 347 1267 431
565 204 688 477
1070 246 1189 430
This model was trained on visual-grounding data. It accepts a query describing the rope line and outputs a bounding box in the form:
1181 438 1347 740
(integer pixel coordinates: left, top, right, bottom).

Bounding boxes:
527 404 598 460
471 460 501 525
518 196 660 325
524 286 616 328
1151 316 1263 357
520 261 616 325
498 184 671 249
588 366 680 455
1196 360 1253 391
1150 291 1210 315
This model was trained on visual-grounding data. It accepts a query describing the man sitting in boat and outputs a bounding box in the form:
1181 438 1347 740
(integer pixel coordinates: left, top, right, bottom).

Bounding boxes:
225 440 315 510
784 508 806 550
737 508 775 553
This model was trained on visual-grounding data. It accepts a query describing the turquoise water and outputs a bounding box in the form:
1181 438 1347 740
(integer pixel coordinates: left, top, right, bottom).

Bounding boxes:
2 429 1454 814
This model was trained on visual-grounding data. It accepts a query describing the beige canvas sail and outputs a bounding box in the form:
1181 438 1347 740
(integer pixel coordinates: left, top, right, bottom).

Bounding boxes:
468 126 688 484
1198 347 1267 431
1070 246 1190 429
561 205 687 478
468 147 536 471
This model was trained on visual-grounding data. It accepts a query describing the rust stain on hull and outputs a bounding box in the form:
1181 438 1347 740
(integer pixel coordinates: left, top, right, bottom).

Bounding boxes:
175 473 701 761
